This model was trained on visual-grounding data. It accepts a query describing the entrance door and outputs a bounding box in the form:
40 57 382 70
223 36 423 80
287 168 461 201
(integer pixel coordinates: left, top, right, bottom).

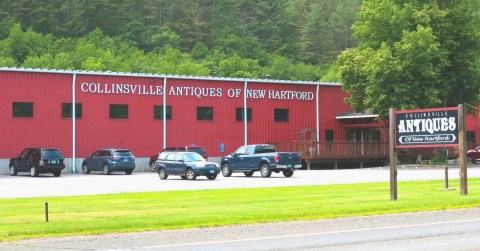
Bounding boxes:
346 129 380 155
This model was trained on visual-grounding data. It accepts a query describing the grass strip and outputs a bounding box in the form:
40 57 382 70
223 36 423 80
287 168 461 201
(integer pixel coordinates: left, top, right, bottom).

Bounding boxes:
1 178 480 241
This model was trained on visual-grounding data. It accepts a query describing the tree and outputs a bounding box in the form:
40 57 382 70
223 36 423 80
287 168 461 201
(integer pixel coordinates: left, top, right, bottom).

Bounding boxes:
339 0 480 116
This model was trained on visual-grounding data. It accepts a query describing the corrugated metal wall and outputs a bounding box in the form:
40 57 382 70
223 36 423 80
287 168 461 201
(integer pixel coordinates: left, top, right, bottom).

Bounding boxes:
318 85 350 141
164 78 245 157
1 71 73 157
8 70 470 160
75 74 165 158
245 82 317 150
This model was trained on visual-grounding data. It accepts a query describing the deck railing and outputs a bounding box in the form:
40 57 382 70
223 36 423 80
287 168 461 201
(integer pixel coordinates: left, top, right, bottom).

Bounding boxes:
269 141 467 161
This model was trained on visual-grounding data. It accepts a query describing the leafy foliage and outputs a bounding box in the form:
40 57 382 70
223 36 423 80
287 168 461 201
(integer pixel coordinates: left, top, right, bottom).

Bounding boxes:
339 0 480 116
0 0 361 81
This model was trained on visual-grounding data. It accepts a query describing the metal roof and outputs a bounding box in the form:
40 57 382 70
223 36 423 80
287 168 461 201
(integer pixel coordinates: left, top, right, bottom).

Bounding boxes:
0 67 342 87
336 110 379 119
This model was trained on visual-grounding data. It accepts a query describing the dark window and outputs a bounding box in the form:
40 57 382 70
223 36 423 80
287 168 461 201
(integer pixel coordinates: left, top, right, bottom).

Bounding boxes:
42 149 63 158
110 104 128 119
274 109 289 122
325 130 334 141
31 149 41 158
467 131 476 143
154 105 172 120
114 150 133 157
62 103 83 118
12 102 33 117
197 107 213 121
236 108 252 121
254 145 276 154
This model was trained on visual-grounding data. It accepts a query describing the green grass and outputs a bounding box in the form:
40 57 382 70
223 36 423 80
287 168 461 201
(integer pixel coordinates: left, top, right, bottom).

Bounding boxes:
1 178 480 241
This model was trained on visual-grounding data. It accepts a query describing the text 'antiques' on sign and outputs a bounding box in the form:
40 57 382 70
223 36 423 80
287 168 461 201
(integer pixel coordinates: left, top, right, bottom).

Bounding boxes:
395 107 459 148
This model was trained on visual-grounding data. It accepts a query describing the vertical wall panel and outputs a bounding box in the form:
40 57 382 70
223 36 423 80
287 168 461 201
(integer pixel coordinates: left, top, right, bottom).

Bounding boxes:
318 86 351 141
245 82 317 146
75 75 165 158
0 71 72 157
165 79 245 156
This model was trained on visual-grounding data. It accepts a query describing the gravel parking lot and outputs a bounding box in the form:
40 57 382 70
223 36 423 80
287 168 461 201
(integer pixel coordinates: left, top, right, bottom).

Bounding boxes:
1 165 480 198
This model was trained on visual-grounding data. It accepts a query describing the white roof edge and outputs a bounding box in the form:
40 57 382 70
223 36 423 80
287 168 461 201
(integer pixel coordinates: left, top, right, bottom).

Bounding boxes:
0 67 342 86
336 114 379 119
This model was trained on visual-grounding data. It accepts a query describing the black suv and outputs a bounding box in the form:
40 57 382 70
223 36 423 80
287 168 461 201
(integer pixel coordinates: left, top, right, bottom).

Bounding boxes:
9 148 66 177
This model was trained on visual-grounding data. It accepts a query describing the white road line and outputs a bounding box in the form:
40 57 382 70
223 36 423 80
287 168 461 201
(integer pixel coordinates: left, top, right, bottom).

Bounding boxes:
103 218 480 250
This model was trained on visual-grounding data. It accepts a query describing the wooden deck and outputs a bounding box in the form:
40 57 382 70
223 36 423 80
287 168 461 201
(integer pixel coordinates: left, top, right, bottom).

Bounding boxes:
269 141 463 169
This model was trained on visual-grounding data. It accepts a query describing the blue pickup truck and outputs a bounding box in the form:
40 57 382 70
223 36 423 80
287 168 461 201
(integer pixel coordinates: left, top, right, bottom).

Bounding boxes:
220 144 302 177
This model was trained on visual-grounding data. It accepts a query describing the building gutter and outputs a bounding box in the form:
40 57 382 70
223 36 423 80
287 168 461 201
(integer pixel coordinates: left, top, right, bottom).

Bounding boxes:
163 77 167 149
316 84 320 143
244 81 248 146
71 73 77 173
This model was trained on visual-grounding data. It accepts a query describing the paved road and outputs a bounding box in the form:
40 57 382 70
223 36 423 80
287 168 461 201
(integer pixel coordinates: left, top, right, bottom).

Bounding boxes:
2 165 480 250
2 208 480 250
1 165 479 198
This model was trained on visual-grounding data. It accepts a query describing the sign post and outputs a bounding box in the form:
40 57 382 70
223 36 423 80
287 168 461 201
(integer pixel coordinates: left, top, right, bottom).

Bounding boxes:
389 108 397 200
391 106 466 199
458 104 468 195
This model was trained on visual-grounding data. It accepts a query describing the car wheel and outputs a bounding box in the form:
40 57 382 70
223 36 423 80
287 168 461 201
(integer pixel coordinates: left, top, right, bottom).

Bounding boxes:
185 169 196 180
9 165 17 176
30 166 39 177
244 171 254 177
125 170 133 175
103 164 111 175
180 175 187 180
207 174 217 180
283 169 294 177
467 156 474 164
159 168 168 179
53 171 61 177
221 163 232 177
260 164 271 177
82 163 90 174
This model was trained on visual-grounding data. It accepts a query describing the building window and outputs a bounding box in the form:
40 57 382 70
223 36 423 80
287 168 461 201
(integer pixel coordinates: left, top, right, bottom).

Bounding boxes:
12 102 33 117
325 130 334 141
110 104 128 119
62 103 83 118
197 107 213 121
467 131 476 143
154 105 172 120
274 108 289 122
236 108 252 121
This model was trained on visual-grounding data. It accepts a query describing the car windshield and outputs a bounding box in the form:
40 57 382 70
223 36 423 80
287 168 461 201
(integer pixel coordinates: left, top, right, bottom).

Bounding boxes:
42 149 63 158
114 150 133 157
183 152 204 162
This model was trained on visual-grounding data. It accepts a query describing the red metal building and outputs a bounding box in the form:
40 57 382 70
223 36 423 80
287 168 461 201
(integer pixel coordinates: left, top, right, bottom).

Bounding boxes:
1 68 479 173
0 68 352 173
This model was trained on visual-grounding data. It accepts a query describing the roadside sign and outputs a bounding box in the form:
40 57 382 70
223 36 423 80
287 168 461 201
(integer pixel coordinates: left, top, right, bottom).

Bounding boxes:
395 107 459 148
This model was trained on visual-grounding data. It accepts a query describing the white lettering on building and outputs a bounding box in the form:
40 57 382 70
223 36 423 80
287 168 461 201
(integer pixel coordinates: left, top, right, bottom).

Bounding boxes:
80 82 315 101
80 83 163 96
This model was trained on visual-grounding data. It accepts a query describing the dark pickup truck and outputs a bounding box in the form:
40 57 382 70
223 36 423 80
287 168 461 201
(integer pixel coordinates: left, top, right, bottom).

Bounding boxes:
220 144 301 177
